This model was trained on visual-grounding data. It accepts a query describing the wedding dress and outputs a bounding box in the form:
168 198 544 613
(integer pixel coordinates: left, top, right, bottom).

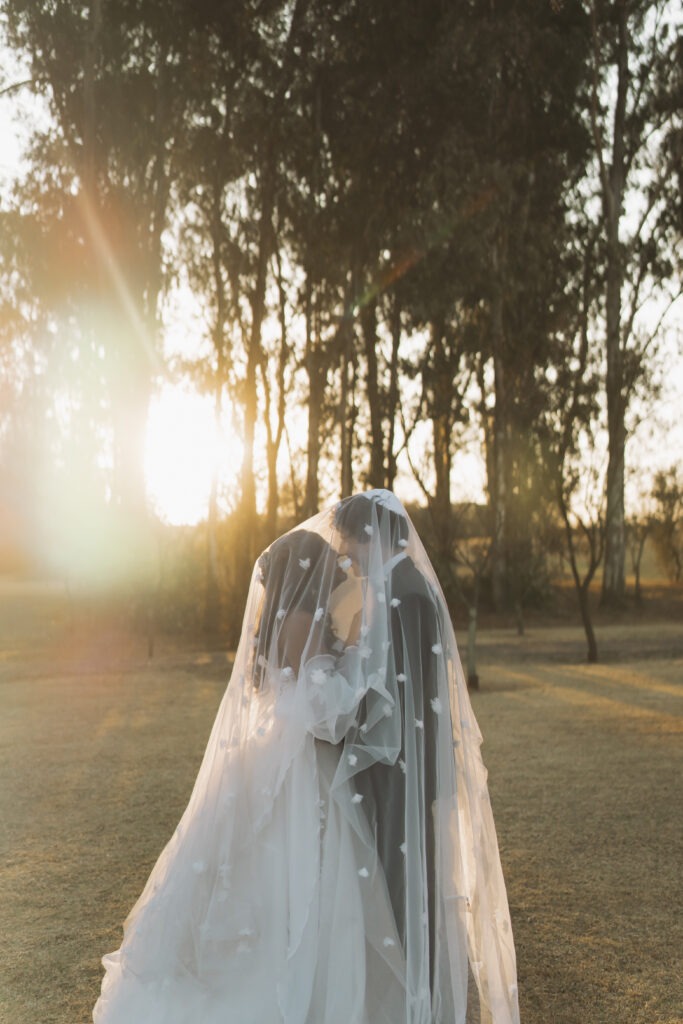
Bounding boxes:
93 490 520 1024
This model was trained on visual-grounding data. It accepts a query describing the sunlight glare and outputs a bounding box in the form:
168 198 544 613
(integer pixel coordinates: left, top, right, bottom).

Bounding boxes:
145 387 240 526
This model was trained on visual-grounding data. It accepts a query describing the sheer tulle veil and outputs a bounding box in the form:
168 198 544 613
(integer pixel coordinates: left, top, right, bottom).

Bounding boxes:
94 490 520 1024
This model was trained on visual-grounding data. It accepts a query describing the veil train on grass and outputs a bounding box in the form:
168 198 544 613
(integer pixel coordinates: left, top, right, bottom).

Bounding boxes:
94 489 520 1024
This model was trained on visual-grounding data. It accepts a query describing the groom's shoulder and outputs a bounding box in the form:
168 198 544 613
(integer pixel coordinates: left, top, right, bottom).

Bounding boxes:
392 557 436 607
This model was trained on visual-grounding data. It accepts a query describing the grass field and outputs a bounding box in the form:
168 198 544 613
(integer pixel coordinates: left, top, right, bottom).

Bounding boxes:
0 580 681 1024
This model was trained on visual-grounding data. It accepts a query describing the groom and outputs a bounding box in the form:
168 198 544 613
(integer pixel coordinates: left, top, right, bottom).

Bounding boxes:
334 492 441 978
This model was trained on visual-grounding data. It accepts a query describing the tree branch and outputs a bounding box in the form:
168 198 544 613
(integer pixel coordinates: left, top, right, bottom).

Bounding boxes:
0 78 34 98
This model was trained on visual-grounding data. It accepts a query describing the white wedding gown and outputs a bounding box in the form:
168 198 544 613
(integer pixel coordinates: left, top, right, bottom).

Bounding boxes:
94 656 406 1024
94 492 520 1024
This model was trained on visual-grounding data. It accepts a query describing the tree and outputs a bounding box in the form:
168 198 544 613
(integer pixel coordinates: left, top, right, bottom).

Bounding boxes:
2 0 194 528
586 0 682 605
651 466 682 581
543 205 606 663
450 506 494 690
403 0 591 611
627 512 651 605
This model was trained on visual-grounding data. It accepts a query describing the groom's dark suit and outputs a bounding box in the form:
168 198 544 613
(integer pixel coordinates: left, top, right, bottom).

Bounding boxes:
355 553 441 976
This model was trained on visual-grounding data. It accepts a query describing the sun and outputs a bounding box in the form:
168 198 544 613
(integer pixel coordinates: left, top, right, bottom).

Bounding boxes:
145 385 241 526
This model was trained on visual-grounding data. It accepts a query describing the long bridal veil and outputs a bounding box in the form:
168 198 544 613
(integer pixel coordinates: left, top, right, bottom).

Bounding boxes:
94 490 520 1024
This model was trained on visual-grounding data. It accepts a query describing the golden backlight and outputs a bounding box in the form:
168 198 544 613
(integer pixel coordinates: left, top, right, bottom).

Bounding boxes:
145 386 241 526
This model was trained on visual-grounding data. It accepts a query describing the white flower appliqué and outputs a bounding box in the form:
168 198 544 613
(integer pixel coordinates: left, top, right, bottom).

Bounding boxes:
383 937 396 948
358 867 369 878
430 697 443 714
311 668 327 685
390 597 401 607
364 524 374 536
415 718 424 730
352 793 363 804
299 557 310 570
314 607 324 622
276 608 286 620
396 672 407 683
398 538 408 548
348 753 358 766
432 643 443 655
338 556 353 571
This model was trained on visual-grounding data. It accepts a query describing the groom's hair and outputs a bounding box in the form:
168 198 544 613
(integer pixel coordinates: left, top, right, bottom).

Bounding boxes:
334 494 409 548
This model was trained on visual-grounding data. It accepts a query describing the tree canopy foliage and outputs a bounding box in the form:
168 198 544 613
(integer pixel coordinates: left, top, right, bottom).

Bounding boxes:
0 0 681 649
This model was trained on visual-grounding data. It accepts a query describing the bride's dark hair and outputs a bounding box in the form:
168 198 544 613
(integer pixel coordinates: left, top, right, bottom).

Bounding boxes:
333 493 410 548
254 530 343 684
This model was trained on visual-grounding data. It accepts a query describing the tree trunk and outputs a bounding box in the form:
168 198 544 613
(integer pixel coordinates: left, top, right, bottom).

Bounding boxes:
385 298 401 490
82 0 101 198
490 258 508 611
340 336 356 499
361 299 385 487
559 490 601 665
633 551 642 607
205 413 221 638
240 165 276 560
514 600 524 637
304 274 322 517
602 415 626 604
600 1 629 607
265 440 278 538
577 583 599 663
466 604 480 689
338 270 358 499
262 356 286 542
263 246 289 539
430 319 452 559
204 184 228 636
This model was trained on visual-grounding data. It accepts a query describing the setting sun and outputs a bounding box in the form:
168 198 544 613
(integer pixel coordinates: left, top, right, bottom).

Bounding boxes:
145 386 241 526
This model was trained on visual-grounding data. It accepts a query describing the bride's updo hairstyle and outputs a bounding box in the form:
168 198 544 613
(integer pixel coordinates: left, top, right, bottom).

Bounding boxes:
333 490 410 552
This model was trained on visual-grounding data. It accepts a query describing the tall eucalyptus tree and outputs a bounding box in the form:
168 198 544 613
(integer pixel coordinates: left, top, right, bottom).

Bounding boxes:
585 0 682 606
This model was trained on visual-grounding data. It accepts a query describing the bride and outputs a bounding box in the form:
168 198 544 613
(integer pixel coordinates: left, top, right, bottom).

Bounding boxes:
93 490 520 1024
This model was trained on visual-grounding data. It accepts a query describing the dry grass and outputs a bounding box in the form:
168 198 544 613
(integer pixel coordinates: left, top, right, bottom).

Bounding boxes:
0 581 681 1024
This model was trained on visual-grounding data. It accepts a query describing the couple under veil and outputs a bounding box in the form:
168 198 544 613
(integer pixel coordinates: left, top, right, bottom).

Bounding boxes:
93 490 520 1024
